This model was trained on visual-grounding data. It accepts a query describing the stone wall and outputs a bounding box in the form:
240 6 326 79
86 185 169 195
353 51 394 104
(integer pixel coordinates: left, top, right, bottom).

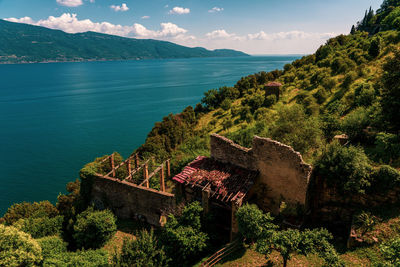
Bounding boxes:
210 134 312 213
91 175 175 226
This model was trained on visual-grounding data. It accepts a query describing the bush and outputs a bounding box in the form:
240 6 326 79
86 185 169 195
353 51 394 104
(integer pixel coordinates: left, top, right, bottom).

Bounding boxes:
160 202 208 265
355 82 376 107
236 204 277 242
0 224 43 266
220 98 232 111
37 236 67 260
2 201 59 225
340 107 370 142
370 165 400 194
374 132 400 163
43 249 109 267
380 237 400 266
314 142 372 194
13 215 63 238
113 229 169 267
73 208 117 249
264 95 277 107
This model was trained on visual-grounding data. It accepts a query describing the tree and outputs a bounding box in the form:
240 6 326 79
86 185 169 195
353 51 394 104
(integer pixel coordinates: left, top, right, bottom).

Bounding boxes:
381 49 400 131
113 229 169 267
2 200 59 225
380 237 400 266
0 224 43 266
12 215 63 238
73 208 117 249
350 25 356 34
314 142 372 194
37 235 67 260
160 202 208 265
257 228 342 267
235 204 277 242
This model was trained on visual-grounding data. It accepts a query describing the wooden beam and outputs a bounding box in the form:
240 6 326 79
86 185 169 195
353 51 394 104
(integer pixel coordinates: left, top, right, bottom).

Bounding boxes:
143 163 149 188
127 159 131 177
160 164 165 192
110 153 115 177
166 159 171 178
135 154 140 168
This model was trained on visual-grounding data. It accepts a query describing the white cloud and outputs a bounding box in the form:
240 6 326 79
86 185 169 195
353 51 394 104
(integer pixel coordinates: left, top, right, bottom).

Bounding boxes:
4 13 190 41
56 0 83 7
169 7 190 15
141 16 150 19
5 13 339 54
208 7 224 13
110 3 129 12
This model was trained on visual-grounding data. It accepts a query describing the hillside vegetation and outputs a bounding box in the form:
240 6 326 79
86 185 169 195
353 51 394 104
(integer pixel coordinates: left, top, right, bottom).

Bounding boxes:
0 19 248 64
2 0 400 266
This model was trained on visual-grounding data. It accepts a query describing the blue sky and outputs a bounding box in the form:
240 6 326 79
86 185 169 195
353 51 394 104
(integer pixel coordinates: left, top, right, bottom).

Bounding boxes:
0 0 383 54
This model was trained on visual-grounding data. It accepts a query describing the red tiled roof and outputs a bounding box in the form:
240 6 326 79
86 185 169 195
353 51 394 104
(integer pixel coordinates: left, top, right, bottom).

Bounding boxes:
173 156 257 203
265 82 282 87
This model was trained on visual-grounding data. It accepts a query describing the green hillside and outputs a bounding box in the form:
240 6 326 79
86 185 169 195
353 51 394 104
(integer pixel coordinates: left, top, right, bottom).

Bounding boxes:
2 0 400 266
0 19 248 64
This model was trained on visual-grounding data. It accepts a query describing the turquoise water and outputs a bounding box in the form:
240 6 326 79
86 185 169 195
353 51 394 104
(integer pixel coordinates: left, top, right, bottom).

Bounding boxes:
0 56 300 215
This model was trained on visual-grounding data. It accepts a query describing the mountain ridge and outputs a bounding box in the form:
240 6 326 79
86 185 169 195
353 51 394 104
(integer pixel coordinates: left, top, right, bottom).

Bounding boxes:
0 19 249 64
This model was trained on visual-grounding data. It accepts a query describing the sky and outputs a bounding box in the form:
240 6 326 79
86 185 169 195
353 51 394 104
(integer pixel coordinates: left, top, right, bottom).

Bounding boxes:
0 0 383 54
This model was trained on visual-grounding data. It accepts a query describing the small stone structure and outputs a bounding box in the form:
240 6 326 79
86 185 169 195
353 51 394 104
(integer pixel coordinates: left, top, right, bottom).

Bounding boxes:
264 81 282 101
210 134 312 213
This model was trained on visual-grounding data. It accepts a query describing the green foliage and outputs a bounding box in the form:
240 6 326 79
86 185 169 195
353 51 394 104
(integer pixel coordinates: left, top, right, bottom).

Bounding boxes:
257 228 342 267
269 104 324 155
13 215 63 238
374 132 400 163
243 92 265 112
113 229 169 267
2 200 59 225
315 142 372 194
380 237 400 266
42 249 110 267
37 235 67 260
220 98 232 111
355 82 376 107
236 204 277 241
382 6 400 30
73 208 117 249
354 211 378 234
370 165 400 193
264 94 277 107
160 202 208 265
340 107 371 142
0 224 43 266
369 36 382 57
381 49 400 131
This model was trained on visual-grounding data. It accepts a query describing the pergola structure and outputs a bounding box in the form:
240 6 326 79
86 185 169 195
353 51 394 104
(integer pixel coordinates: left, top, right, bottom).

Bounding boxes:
173 156 258 239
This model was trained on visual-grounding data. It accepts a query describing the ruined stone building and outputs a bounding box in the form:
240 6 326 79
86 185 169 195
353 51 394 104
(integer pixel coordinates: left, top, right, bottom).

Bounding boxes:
173 134 312 238
90 133 313 239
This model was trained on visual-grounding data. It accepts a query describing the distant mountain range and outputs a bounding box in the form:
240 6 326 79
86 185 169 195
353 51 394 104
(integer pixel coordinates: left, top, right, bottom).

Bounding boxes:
0 19 249 64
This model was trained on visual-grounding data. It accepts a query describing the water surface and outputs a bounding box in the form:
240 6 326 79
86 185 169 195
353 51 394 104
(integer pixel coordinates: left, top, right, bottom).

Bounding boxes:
0 56 300 215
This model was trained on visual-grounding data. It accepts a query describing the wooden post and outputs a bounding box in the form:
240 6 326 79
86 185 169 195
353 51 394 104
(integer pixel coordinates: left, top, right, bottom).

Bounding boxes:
143 163 149 188
202 188 210 216
230 200 242 242
160 164 165 192
166 159 171 178
111 153 115 178
127 159 131 178
135 154 139 168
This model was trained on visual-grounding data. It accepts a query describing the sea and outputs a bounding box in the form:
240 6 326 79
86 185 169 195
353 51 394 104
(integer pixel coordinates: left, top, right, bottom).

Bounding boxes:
0 55 301 215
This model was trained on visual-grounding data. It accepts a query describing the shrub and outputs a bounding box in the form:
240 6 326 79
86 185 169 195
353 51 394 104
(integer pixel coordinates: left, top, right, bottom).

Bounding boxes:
340 107 370 142
380 237 400 266
160 202 208 265
73 208 117 249
370 165 400 194
220 98 232 111
113 229 169 267
2 201 58 225
314 142 372 194
43 249 109 267
355 82 376 107
236 204 277 242
374 132 400 163
37 236 67 260
0 224 43 266
13 215 63 238
264 95 277 107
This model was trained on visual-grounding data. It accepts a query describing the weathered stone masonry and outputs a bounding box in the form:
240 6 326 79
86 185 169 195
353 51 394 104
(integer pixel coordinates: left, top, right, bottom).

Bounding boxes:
210 133 312 213
91 174 175 226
